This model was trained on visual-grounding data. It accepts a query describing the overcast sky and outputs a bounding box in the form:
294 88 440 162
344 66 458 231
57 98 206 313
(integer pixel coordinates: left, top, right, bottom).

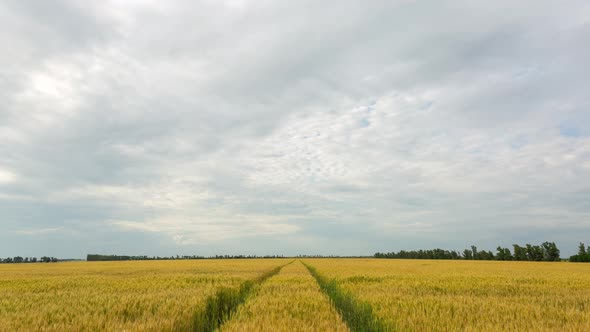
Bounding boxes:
1 1 589 258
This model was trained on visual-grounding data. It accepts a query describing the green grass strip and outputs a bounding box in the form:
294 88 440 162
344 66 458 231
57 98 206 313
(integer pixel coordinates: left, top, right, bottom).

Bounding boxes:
183 261 291 332
303 262 393 332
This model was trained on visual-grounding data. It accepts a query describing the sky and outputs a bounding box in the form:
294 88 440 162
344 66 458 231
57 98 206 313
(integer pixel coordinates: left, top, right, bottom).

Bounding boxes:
1 1 589 258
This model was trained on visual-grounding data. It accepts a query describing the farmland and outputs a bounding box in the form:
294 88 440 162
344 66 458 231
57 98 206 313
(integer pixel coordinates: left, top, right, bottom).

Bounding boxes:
307 259 590 331
1 259 589 331
0 259 288 331
221 261 347 331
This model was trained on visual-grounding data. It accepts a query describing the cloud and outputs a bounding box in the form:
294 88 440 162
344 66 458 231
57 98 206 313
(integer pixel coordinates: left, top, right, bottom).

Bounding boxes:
1 0 589 257
111 216 300 245
0 168 17 183
15 227 65 236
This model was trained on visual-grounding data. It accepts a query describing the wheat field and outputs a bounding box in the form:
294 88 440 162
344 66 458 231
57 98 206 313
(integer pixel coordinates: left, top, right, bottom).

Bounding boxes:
0 259 288 331
221 261 347 331
1 259 589 331
307 259 590 331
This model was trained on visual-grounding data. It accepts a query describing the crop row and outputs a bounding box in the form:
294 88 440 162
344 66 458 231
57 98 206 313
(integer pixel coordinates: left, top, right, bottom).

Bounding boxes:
2 259 589 331
0 259 288 331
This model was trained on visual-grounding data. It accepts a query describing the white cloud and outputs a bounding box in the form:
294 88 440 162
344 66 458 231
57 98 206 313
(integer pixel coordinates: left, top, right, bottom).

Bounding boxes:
0 168 16 183
1 0 589 256
15 227 64 236
111 215 300 244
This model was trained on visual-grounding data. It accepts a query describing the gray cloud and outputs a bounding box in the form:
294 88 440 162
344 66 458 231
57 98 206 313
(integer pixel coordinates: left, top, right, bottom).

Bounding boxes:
1 0 589 258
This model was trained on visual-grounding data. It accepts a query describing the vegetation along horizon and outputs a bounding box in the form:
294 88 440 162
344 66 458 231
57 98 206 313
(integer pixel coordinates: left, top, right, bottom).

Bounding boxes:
1 242 590 331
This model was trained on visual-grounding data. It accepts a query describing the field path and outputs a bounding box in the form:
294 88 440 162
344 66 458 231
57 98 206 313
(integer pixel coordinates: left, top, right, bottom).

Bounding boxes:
186 261 291 331
304 261 392 332
220 260 349 331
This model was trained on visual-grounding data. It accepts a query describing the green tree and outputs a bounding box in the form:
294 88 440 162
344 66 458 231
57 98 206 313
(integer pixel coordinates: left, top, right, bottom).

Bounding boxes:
471 245 477 259
463 249 473 260
570 242 589 262
541 242 560 261
496 247 513 261
512 244 526 261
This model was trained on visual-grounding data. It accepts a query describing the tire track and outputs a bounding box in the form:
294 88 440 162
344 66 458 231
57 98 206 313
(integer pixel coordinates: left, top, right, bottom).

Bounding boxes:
220 260 348 331
181 260 293 331
303 262 392 332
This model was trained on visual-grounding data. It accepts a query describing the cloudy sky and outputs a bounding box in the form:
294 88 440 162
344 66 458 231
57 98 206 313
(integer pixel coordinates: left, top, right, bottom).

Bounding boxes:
1 1 589 258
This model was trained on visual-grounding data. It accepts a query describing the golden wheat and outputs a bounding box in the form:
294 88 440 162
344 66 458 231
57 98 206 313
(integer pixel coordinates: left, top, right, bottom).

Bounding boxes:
221 261 348 332
0 259 287 332
2 258 589 331
306 259 590 332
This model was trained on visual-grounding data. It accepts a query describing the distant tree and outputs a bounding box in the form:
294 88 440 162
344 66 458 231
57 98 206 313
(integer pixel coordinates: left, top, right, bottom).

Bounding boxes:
370 241 567 262
570 242 590 262
496 247 513 261
463 249 473 260
527 244 544 261
512 244 527 261
525 244 534 261
496 246 512 261
541 242 560 261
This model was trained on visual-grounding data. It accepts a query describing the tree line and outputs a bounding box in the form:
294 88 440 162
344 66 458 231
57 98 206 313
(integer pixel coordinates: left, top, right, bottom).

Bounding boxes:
1 256 58 263
569 242 590 262
375 242 590 262
375 242 564 261
86 254 286 261
3 243 588 263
